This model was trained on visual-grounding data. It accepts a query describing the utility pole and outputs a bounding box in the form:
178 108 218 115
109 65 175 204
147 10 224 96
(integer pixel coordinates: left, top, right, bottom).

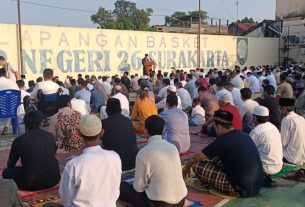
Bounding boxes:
235 1 239 35
17 0 23 75
197 0 201 68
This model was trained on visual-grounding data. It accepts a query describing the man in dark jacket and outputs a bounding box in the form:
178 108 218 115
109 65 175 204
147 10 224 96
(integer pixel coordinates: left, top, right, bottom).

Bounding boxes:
101 98 138 171
259 85 282 129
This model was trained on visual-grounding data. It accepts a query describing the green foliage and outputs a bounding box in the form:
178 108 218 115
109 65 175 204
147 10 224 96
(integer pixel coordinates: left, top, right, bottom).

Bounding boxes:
165 10 208 27
241 17 255 23
91 0 153 30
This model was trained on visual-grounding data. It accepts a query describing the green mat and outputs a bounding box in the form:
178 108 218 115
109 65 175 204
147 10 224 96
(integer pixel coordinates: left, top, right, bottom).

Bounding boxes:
271 164 297 179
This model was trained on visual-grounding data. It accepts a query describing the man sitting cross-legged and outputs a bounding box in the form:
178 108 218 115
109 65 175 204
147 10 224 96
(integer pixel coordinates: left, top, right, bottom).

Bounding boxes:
2 110 60 191
44 115 122 207
120 115 187 207
183 110 264 197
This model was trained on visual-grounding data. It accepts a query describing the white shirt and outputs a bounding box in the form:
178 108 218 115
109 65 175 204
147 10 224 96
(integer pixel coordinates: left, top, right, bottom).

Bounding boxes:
17 90 30 122
231 75 244 89
70 98 88 116
134 135 187 204
215 88 235 106
156 95 182 110
190 105 206 125
101 81 112 96
60 146 121 207
250 122 283 174
87 83 94 91
246 76 260 93
30 80 59 100
239 99 259 118
281 112 305 165
157 86 169 99
176 88 192 110
0 77 19 90
112 92 130 116
231 88 243 109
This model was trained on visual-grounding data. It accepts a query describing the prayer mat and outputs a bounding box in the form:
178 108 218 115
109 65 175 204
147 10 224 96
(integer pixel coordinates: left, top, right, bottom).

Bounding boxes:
20 188 61 207
271 164 297 179
121 175 202 207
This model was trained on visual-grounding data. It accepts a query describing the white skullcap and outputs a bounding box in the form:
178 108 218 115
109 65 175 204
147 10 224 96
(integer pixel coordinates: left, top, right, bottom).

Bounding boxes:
79 115 102 136
199 72 205 77
168 85 177 93
219 94 231 103
142 75 149 80
253 106 269 117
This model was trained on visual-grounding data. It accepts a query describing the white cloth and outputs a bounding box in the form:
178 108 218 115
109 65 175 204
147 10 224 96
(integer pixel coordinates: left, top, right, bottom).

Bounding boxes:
156 95 182 110
246 76 260 93
215 88 235 105
133 135 187 204
239 99 259 118
30 80 59 100
231 75 244 89
0 77 19 91
176 88 192 110
17 90 30 123
281 112 305 165
190 105 206 125
71 98 88 116
157 86 169 99
112 92 130 116
59 86 69 96
231 88 243 109
59 146 121 207
87 83 94 91
101 81 112 96
250 122 283 174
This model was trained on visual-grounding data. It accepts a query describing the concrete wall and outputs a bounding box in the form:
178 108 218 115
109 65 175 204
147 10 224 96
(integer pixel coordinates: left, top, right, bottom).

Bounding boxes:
276 0 305 19
0 24 279 80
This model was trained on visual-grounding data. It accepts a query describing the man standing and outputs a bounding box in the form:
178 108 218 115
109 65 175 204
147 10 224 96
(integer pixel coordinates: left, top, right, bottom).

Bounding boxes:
120 115 187 206
141 54 155 76
0 56 18 82
279 98 305 165
183 110 264 197
250 106 283 175
59 115 121 206
159 94 190 153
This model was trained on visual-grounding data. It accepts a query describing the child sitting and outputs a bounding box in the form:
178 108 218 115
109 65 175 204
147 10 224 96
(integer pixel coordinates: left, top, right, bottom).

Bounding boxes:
188 98 206 126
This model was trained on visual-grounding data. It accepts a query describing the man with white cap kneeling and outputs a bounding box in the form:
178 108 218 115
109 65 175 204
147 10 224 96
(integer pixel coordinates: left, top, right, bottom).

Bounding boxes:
250 106 283 175
156 85 182 111
44 115 122 207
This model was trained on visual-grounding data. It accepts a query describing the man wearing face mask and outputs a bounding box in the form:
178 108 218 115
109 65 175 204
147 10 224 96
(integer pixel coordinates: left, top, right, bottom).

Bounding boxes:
183 110 264 197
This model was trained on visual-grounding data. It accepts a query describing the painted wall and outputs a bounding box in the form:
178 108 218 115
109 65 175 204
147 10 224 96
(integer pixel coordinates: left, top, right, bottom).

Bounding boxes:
0 24 279 80
276 0 305 19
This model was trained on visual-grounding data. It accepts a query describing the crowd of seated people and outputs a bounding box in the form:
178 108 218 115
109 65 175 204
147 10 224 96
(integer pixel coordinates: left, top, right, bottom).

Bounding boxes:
0 63 305 206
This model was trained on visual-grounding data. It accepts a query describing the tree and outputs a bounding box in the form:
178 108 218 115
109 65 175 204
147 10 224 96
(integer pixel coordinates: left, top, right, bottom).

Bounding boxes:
91 0 153 30
165 10 208 27
241 17 255 23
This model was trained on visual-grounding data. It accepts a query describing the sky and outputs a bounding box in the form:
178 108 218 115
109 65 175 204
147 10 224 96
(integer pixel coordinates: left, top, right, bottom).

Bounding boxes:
1 0 276 28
